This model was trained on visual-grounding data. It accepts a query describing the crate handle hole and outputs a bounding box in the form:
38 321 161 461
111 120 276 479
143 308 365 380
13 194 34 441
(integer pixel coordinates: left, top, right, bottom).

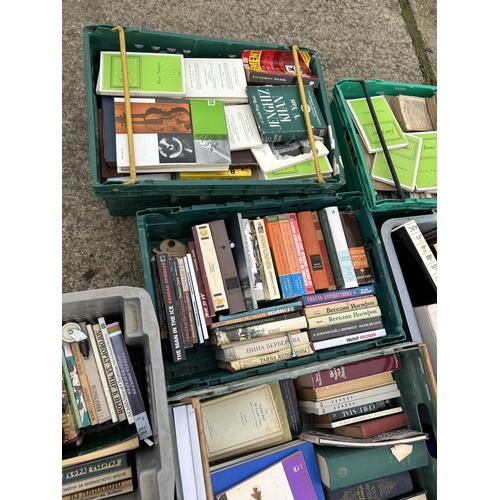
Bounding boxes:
168 371 175 378
182 49 192 55
151 46 161 51
167 47 177 53
134 44 145 49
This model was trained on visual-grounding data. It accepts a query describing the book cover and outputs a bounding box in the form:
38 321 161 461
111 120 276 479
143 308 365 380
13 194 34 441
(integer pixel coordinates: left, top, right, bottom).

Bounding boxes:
269 380 293 444
311 399 395 426
318 209 344 289
184 57 248 103
301 285 376 306
247 85 327 143
295 371 395 401
278 378 303 438
187 241 214 324
183 254 208 343
62 452 129 485
106 321 153 441
150 257 170 342
295 353 402 389
209 219 247 314
215 451 319 499
339 211 375 286
390 94 435 132
252 217 281 301
259 155 333 180
313 438 428 489
346 95 408 153
250 139 329 173
177 256 199 344
62 371 83 445
97 51 185 97
324 471 414 500
303 295 378 319
169 256 194 348
241 48 320 88
311 211 336 289
313 328 387 351
371 133 422 191
224 103 264 150
115 98 231 173
244 217 266 303
333 412 409 439
411 131 437 191
306 306 382 329
155 253 188 362
200 384 284 462
62 466 133 496
313 406 403 429
288 213 315 295
308 316 384 342
62 478 134 500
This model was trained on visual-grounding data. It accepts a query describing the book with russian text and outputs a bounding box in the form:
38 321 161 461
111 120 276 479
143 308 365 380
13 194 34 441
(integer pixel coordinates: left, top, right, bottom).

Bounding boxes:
312 328 387 351
308 316 384 342
333 411 409 439
301 285 376 306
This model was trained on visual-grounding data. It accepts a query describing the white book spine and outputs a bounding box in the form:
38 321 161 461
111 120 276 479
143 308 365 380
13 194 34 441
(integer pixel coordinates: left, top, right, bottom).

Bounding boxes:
313 328 387 350
185 253 209 341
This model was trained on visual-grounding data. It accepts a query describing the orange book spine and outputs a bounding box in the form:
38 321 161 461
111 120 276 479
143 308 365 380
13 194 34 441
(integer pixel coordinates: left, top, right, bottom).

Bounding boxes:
311 211 336 289
287 213 315 295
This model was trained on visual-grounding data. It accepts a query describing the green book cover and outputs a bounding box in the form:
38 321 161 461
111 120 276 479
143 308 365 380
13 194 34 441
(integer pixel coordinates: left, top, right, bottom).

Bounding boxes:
347 96 408 153
411 131 437 191
263 155 332 180
97 51 185 97
246 85 327 143
371 133 422 190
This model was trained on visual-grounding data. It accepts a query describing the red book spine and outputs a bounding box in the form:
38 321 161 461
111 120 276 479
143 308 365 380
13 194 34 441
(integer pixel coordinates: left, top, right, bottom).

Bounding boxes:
333 412 409 439
288 213 315 295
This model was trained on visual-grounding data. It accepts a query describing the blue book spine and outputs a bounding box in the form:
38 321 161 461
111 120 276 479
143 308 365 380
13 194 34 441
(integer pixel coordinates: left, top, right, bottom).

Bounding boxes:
302 285 376 306
278 274 296 299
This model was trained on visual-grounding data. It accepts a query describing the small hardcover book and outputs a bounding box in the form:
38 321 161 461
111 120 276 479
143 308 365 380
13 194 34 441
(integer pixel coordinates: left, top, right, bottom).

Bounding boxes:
333 412 409 439
301 284 376 306
247 85 328 143
169 257 194 348
312 328 387 351
311 211 336 289
302 295 378 319
346 95 408 153
313 406 403 430
411 131 437 192
311 399 395 426
308 317 384 342
243 217 266 303
96 51 185 97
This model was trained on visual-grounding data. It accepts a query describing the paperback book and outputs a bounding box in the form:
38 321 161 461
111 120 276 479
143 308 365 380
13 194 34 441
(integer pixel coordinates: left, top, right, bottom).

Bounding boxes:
257 156 333 180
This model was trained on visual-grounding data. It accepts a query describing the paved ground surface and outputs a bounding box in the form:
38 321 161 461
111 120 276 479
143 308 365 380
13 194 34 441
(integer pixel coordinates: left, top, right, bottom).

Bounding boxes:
62 0 437 294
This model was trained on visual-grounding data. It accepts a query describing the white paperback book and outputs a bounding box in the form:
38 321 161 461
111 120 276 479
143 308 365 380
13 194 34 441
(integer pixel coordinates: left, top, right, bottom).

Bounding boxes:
224 104 264 151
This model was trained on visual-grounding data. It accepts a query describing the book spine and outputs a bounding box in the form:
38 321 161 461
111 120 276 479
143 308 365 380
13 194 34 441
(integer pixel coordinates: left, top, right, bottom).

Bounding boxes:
62 371 83 444
210 311 301 333
62 452 129 484
288 212 315 294
177 257 199 344
62 348 83 428
306 306 382 329
339 211 375 285
62 341 90 427
170 256 194 347
185 253 209 341
193 223 229 312
187 240 213 325
252 218 281 300
78 323 112 424
97 317 134 425
155 253 187 362
278 378 303 437
264 215 295 298
150 257 169 342
313 328 387 351
92 324 127 422
318 209 345 289
278 213 307 296
61 478 134 500
107 321 153 441
210 315 308 346
242 218 265 303
308 317 384 342
333 412 409 439
315 407 403 429
209 219 247 314
86 324 118 423
217 344 314 372
245 70 319 88
322 207 359 288
311 399 394 424
301 284 376 306
70 340 99 426
297 353 402 388
62 467 133 495
304 296 378 318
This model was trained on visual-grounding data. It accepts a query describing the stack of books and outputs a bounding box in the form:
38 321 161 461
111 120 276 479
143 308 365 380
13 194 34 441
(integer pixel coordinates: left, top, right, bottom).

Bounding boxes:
62 318 153 499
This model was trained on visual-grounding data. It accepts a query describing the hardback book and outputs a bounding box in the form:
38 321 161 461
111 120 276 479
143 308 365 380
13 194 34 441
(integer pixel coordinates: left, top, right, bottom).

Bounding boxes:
302 295 378 319
371 133 422 191
209 311 302 335
183 57 248 103
312 328 387 351
346 96 408 153
278 378 303 438
250 139 329 173
217 343 315 372
333 411 409 439
411 131 437 192
246 85 328 143
323 471 414 500
184 254 208 343
177 167 252 180
313 406 403 430
241 48 320 88
319 206 359 289
176 257 199 344
242 217 266 304
200 384 284 462
264 214 295 298
389 94 436 132
96 51 185 97
187 240 214 323
287 213 315 294
229 148 259 168
115 98 231 173
311 399 395 426
215 450 319 499
312 438 428 490
224 103 264 150
155 253 188 362
339 211 375 286
257 155 333 180
61 478 134 500
106 321 153 441
252 217 281 301
96 317 134 426
295 353 402 389
295 371 395 401
301 284 376 306
150 257 170 342
210 439 324 500
193 223 229 313
62 451 129 485
269 381 293 444
305 305 382 329
62 466 133 496
62 371 83 445
209 219 247 314
307 317 384 343
311 210 337 289
413 303 437 376
169 256 194 348
296 211 333 291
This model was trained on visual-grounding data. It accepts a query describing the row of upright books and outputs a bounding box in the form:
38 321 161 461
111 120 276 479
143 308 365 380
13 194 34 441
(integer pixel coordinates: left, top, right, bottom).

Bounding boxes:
62 317 152 499
96 48 334 183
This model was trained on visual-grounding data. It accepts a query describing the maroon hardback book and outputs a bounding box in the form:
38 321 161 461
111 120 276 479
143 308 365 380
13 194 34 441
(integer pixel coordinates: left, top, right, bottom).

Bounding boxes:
333 412 409 439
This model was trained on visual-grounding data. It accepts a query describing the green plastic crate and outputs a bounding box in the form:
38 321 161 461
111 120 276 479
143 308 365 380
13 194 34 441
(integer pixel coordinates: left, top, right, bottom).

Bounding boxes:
330 78 437 220
83 25 344 216
136 192 406 399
